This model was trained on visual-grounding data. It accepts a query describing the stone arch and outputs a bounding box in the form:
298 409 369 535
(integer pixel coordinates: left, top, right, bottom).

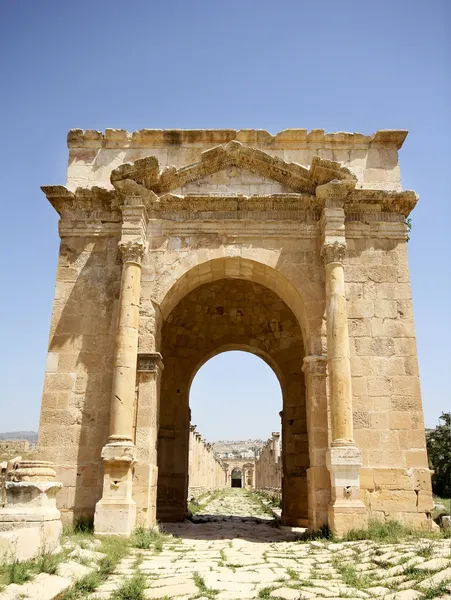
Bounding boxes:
155 275 310 526
145 253 325 357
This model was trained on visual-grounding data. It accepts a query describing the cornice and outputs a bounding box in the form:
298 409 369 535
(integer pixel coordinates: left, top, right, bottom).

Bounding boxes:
67 128 408 150
42 186 417 217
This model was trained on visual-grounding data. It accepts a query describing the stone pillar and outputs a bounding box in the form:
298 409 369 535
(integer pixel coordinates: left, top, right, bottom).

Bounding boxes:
303 355 329 530
134 352 163 528
318 181 367 536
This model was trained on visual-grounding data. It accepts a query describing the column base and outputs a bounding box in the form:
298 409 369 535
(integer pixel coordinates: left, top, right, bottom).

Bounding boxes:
94 500 137 536
326 445 368 537
94 442 137 536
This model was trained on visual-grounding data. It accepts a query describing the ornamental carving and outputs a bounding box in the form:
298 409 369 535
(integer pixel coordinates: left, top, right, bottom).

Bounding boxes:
321 241 347 265
118 239 145 264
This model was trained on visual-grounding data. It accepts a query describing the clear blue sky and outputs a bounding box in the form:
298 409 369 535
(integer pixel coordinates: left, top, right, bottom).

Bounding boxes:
0 0 449 439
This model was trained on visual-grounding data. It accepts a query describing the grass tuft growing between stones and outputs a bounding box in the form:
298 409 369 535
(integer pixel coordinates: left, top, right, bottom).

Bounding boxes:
343 519 409 543
131 526 175 554
422 580 451 599
59 535 131 599
111 571 147 600
296 524 333 542
336 564 375 589
0 551 68 587
192 571 219 599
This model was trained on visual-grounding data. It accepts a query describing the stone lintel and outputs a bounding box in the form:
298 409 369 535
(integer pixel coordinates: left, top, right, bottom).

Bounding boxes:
137 352 164 373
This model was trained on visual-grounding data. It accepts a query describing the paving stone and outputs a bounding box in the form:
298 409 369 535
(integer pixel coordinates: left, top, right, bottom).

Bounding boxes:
269 588 302 599
417 566 451 590
0 573 71 600
382 590 423 600
57 559 95 582
366 586 391 595
144 581 199 598
415 557 451 571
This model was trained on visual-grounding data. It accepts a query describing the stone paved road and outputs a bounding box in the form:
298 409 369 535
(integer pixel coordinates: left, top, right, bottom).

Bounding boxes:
89 490 451 600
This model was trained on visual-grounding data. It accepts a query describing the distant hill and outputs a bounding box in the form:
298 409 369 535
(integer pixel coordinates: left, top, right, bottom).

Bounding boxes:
212 439 267 458
0 431 38 444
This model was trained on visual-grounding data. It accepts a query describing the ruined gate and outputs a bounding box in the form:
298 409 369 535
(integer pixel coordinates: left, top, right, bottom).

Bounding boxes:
38 128 433 536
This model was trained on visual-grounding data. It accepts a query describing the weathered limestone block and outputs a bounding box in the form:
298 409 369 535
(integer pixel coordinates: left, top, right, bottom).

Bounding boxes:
0 461 62 562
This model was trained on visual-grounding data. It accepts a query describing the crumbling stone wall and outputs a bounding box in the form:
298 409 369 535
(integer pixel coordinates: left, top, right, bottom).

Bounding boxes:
255 433 282 496
0 440 30 456
188 427 225 496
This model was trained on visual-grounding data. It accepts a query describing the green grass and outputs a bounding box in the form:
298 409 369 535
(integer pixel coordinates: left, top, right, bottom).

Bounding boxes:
423 580 451 599
192 571 219 599
343 518 451 543
62 516 95 537
434 496 451 512
0 551 68 587
336 564 374 590
111 571 147 600
131 527 175 554
296 524 334 542
58 535 130 599
416 541 435 559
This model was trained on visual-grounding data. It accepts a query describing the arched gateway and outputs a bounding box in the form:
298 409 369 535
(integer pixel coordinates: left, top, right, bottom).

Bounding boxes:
38 128 433 537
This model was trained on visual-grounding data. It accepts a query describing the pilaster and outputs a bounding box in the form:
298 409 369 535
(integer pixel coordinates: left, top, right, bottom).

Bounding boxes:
134 352 163 528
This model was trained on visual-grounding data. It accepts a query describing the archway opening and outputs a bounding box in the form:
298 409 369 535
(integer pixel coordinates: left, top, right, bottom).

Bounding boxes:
156 275 309 527
231 469 243 488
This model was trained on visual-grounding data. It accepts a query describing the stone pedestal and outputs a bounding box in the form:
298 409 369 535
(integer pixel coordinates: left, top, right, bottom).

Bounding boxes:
326 446 367 536
0 461 62 561
94 442 137 536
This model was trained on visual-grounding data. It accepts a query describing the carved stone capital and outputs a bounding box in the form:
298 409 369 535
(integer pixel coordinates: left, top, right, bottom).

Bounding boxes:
118 239 145 264
321 241 347 265
137 352 164 373
302 355 327 376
